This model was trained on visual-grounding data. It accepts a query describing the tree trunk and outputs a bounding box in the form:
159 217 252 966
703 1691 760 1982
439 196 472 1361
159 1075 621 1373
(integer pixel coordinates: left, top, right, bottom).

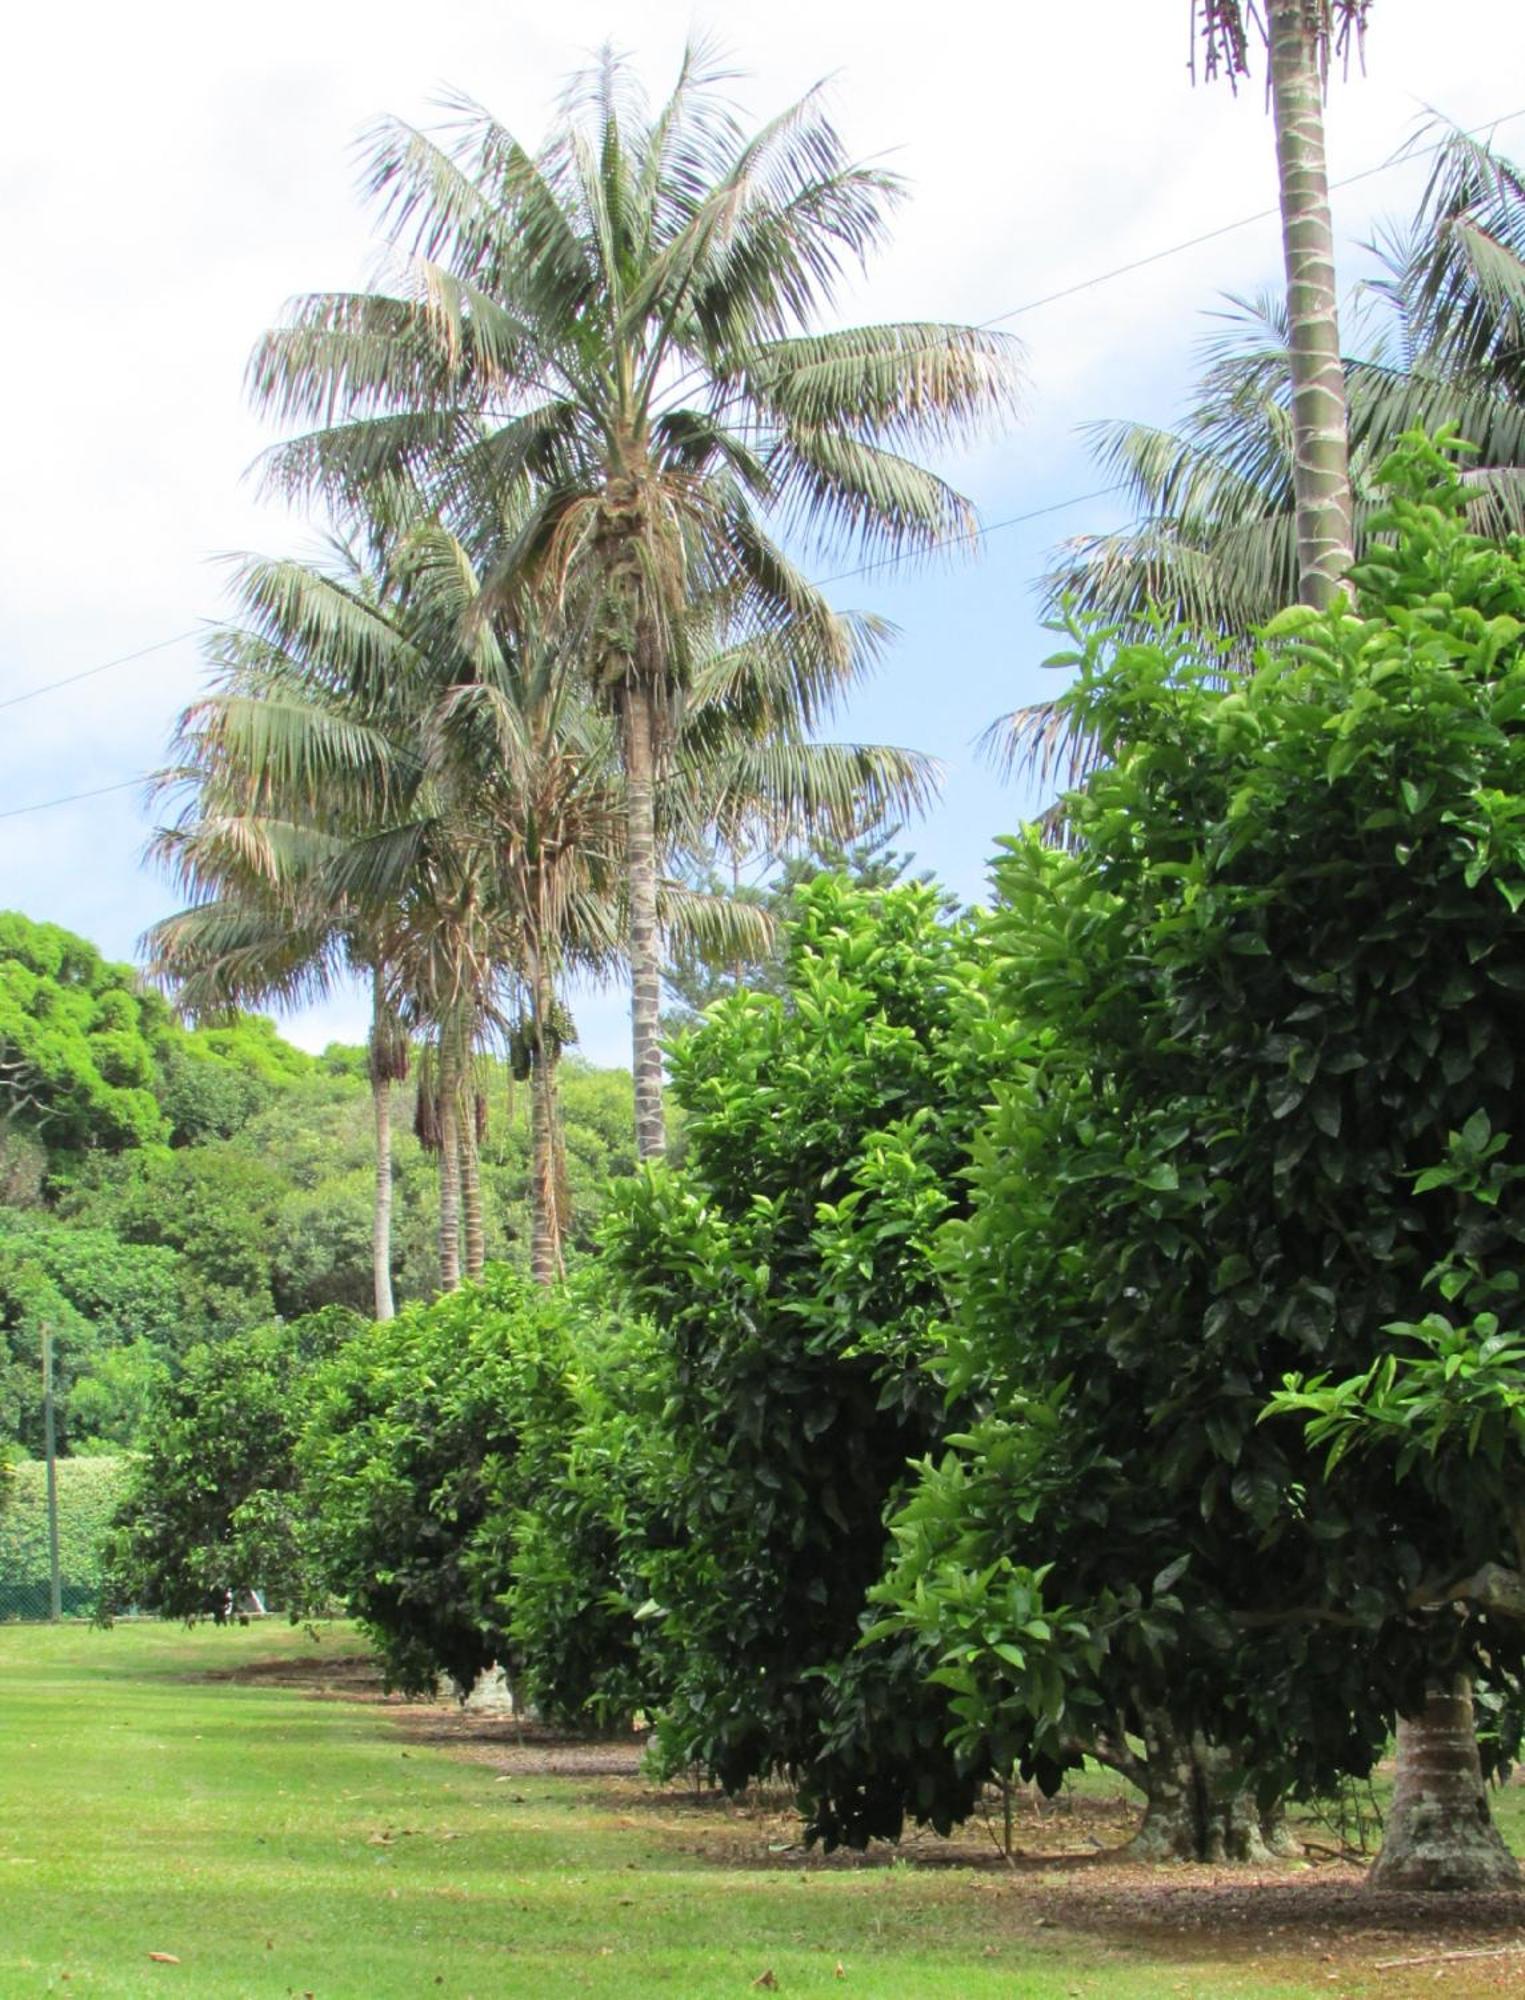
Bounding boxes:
371 1070 395 1321
1267 0 1355 607
459 1091 485 1282
622 682 667 1160
529 957 564 1286
1367 1679 1521 1892
436 1023 462 1294
367 966 401 1322
1125 1712 1283 1863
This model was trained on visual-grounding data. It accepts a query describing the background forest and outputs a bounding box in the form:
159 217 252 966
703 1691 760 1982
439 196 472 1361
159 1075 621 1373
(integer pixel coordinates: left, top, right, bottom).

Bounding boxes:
0 908 634 1458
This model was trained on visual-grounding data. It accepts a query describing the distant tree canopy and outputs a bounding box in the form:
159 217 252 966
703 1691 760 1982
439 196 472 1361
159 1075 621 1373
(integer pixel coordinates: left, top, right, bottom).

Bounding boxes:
0 908 638 1457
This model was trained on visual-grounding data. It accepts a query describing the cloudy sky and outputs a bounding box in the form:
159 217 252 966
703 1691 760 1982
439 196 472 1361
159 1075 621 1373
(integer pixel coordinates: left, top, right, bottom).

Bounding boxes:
4 0 1524 1065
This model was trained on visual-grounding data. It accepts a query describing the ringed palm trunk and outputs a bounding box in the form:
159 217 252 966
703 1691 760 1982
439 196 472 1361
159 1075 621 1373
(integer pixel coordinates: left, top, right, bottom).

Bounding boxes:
459 1083 486 1281
435 1021 463 1294
1367 1678 1520 1892
370 1069 396 1321
1267 0 1355 606
528 955 564 1285
367 968 398 1323
621 679 667 1161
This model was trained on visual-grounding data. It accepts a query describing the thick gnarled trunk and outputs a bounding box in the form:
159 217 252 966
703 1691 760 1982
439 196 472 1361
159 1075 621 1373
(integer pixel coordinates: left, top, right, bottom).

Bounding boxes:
1367 1680 1520 1893
622 682 667 1161
1123 1712 1286 1864
1267 0 1355 606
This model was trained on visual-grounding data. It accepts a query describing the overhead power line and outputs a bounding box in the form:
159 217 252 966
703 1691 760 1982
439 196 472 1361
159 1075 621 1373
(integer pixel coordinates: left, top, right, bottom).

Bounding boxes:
0 630 201 714
817 484 1130 588
0 777 147 822
978 104 1525 329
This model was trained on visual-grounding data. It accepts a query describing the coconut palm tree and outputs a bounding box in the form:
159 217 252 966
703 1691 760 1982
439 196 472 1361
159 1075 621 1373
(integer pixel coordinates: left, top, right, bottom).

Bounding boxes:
247 42 1023 1157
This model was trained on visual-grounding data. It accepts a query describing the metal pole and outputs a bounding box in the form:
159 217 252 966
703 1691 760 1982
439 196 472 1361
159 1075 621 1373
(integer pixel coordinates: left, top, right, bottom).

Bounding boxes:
42 1326 61 1622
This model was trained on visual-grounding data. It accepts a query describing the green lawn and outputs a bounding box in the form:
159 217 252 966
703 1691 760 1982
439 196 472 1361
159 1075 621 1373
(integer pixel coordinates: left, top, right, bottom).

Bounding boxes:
0 1621 1519 2000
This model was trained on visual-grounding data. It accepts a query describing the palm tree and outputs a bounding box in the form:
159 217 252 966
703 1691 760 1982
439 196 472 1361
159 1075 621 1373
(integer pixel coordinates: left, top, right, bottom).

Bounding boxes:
248 42 1023 1157
1194 1 1369 605
987 128 1525 788
149 536 523 1300
145 616 412 1321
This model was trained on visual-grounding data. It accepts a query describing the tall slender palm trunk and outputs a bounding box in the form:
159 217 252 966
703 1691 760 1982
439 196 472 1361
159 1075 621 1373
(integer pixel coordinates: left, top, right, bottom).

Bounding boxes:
367 967 403 1322
1268 0 1355 606
459 1086 486 1281
1368 1679 1520 1891
371 1070 396 1320
529 957 564 1285
435 1021 463 1293
622 681 667 1160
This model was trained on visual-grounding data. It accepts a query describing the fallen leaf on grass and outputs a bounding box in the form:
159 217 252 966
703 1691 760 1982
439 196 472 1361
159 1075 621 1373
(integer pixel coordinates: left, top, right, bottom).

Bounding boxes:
146 1953 180 1965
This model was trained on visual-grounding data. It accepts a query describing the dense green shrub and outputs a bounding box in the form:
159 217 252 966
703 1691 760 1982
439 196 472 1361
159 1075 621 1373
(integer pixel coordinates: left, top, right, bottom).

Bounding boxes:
871 436 1525 1849
298 1269 588 1695
603 876 992 1842
97 1310 357 1623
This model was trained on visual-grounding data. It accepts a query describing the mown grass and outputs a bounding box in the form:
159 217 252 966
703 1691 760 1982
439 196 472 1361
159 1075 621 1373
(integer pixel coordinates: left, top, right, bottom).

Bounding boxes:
0 1619 1519 1999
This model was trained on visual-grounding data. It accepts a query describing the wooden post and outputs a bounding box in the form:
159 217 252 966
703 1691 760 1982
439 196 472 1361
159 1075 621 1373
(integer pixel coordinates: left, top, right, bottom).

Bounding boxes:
41 1325 61 1621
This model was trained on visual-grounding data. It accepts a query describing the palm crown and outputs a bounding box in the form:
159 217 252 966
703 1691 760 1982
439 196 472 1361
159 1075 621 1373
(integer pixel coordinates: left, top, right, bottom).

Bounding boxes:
248 42 1024 1152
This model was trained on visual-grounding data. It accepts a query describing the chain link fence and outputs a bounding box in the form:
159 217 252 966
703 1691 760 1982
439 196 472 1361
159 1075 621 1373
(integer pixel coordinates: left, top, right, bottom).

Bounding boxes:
0 1456 129 1621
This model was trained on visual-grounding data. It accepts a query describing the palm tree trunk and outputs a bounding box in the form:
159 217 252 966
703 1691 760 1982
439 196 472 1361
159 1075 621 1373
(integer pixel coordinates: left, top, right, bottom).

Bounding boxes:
1267 0 1355 606
371 1071 395 1320
529 957 564 1285
460 1076 486 1282
368 968 397 1323
622 682 667 1160
1367 1678 1520 1892
436 1022 463 1294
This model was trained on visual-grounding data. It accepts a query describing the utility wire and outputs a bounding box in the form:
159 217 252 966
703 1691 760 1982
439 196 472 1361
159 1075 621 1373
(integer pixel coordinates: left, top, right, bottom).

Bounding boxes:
978 104 1525 329
4 103 1524 812
816 484 1130 588
0 488 1133 821
0 630 200 714
0 777 147 822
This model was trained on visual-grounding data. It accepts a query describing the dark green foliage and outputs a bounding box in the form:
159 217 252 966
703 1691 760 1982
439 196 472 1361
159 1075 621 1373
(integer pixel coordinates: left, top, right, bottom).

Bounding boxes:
876 435 1525 1805
298 1269 584 1696
65 1149 287 1332
507 1310 677 1729
97 1310 356 1624
604 876 990 1842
